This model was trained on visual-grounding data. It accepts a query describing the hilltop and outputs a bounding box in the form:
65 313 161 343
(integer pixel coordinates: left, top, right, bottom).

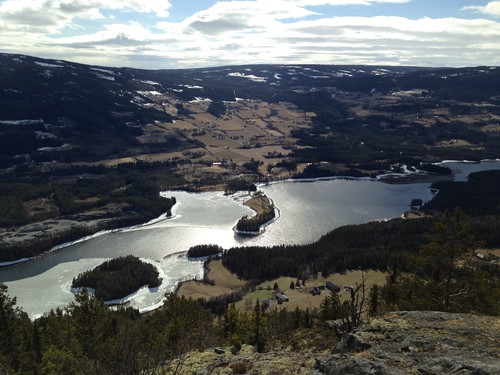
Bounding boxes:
167 311 500 375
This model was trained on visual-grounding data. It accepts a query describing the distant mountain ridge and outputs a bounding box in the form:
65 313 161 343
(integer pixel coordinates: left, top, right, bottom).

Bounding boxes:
1 53 499 168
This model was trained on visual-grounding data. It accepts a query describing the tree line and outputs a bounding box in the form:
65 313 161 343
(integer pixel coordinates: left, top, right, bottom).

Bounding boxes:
0 287 339 374
72 255 161 301
187 244 223 258
235 207 275 233
224 170 500 280
225 217 433 280
0 165 180 262
0 210 498 374
380 210 500 315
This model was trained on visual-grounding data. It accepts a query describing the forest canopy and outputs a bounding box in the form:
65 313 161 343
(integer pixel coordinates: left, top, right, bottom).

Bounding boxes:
72 255 161 301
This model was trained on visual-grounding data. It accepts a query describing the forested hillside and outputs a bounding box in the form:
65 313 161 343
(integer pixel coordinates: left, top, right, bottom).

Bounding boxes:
223 170 500 281
0 162 180 262
1 209 499 374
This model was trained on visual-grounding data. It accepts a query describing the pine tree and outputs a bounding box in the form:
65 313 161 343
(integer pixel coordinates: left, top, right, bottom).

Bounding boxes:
251 300 266 353
417 209 482 310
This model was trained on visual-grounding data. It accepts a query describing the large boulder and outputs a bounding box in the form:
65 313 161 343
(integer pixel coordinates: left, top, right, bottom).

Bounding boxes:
318 311 500 375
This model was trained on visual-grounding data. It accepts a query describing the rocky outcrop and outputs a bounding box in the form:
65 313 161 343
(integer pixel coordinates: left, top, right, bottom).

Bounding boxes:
318 311 500 375
162 311 499 374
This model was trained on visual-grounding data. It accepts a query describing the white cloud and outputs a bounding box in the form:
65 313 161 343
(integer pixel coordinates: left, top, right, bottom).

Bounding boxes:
463 1 500 17
0 0 171 34
0 0 499 68
57 22 158 46
182 1 317 35
278 0 409 5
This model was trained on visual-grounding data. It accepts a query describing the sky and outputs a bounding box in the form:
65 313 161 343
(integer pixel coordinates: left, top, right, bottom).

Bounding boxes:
1 0 500 69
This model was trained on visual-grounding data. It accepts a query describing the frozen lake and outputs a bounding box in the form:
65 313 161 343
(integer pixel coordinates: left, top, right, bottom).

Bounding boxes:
1 160 499 317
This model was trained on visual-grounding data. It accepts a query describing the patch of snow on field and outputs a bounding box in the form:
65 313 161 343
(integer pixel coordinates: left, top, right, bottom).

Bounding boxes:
36 131 57 139
137 79 161 86
34 61 64 68
372 69 390 76
91 67 116 75
94 73 115 81
179 84 203 89
227 72 267 83
137 90 162 96
190 97 212 103
38 144 72 152
0 119 43 126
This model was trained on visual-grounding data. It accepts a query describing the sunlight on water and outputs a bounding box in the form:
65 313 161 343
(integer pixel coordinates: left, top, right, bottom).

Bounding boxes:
2 160 499 317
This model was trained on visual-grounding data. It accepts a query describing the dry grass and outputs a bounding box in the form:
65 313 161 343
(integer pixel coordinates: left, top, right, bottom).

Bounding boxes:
192 113 217 124
235 270 388 312
171 120 198 130
86 99 312 182
208 260 247 289
350 105 373 117
243 195 272 215
481 125 500 133
177 260 388 312
177 260 246 300
165 344 323 375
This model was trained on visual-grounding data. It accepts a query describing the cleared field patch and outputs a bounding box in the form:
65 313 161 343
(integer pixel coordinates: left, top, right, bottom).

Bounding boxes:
242 145 293 160
138 99 315 174
192 112 217 124
236 109 261 119
171 120 198 130
184 101 211 113
194 134 241 148
95 156 136 167
24 197 59 219
137 125 180 144
178 259 388 314
177 260 246 299
244 194 273 215
236 270 388 312
207 145 292 164
135 150 196 162
456 114 488 125
481 125 500 133
266 128 285 138
350 105 373 117
208 147 249 163
241 123 269 139
217 117 247 131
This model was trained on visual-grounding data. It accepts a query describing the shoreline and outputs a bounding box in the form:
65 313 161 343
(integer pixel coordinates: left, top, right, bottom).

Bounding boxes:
69 254 204 316
233 193 280 236
2 158 499 267
2 158 500 317
0 210 176 268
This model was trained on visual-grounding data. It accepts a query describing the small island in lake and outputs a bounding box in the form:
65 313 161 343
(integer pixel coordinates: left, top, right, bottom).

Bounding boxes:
187 244 223 258
71 255 161 301
235 192 276 234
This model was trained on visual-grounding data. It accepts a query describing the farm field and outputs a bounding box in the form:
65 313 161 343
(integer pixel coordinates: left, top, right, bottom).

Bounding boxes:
177 260 387 313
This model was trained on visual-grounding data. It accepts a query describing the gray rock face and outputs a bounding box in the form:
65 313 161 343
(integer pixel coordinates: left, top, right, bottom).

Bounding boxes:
335 333 372 353
318 311 500 375
324 358 397 375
